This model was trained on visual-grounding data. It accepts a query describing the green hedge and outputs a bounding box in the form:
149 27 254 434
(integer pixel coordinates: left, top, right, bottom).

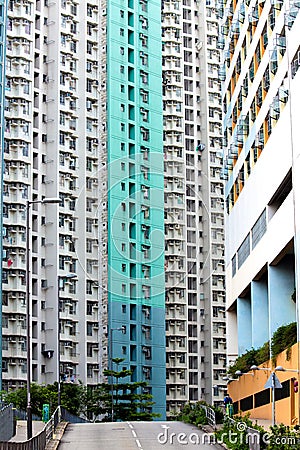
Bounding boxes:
228 322 297 376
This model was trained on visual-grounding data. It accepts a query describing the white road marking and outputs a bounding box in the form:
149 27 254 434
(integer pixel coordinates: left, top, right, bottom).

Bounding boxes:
128 422 143 449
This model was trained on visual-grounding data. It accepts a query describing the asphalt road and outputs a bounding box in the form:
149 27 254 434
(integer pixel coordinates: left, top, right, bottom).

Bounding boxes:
59 421 223 449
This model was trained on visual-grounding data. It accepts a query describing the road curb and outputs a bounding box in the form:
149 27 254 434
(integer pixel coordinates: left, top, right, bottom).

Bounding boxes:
45 421 69 450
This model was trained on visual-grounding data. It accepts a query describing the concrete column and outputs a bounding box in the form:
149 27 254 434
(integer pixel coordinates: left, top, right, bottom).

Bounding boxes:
237 296 252 355
268 255 296 336
227 308 238 366
251 279 269 348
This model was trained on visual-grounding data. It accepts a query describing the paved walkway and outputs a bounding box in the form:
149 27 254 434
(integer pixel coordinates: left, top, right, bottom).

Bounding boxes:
9 420 45 442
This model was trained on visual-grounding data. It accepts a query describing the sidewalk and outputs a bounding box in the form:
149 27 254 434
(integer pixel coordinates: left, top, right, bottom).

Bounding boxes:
9 419 69 450
9 420 45 442
45 421 69 450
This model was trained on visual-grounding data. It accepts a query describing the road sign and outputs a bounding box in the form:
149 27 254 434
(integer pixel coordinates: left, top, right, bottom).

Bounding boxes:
264 373 282 389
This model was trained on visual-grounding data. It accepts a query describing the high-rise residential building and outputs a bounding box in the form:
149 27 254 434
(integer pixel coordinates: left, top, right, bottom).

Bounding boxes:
0 0 8 392
3 0 102 391
162 0 226 416
99 0 166 418
2 0 226 420
2 0 166 418
222 0 300 363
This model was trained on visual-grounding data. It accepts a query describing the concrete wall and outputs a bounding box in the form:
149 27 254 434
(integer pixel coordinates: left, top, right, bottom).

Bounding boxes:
228 343 300 426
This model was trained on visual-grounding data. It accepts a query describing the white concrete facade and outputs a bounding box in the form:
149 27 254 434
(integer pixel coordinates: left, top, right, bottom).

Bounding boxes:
3 0 101 390
2 0 226 413
222 0 300 363
162 0 226 415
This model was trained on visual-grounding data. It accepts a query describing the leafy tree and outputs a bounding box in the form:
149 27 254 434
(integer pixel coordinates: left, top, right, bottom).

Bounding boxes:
3 382 84 417
86 358 160 421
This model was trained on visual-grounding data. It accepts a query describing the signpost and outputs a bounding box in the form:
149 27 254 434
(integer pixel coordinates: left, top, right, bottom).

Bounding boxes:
264 373 282 426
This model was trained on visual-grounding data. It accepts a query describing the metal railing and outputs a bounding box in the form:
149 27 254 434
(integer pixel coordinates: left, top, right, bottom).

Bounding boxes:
0 404 15 441
227 417 260 450
13 410 41 422
0 407 60 450
0 405 91 449
199 404 216 428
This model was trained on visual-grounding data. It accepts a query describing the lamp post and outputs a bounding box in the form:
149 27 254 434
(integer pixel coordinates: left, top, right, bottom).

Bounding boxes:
57 273 77 409
250 365 275 425
222 376 237 383
235 370 254 377
26 197 60 439
109 326 126 422
275 366 299 425
250 365 299 426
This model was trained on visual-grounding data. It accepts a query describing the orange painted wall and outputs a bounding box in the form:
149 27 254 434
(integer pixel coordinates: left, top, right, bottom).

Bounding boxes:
228 343 300 426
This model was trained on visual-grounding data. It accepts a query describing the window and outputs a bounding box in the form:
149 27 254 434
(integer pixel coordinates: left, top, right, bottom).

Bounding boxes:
86 280 93 295
140 89 149 103
86 218 93 232
86 158 93 171
86 239 93 253
252 209 266 249
140 71 148 84
141 127 149 141
237 234 250 269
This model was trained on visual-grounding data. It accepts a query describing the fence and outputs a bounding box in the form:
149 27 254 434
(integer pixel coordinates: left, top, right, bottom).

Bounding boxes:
227 417 260 450
0 405 91 449
0 404 15 442
0 407 59 450
13 410 41 422
199 404 216 428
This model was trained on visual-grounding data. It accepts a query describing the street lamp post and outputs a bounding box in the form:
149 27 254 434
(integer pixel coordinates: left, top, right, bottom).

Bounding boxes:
250 365 274 424
235 370 254 377
109 326 125 422
57 273 77 409
26 198 60 440
250 365 299 426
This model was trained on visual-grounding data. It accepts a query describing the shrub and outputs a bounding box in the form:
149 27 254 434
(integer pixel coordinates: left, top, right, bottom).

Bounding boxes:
228 322 296 375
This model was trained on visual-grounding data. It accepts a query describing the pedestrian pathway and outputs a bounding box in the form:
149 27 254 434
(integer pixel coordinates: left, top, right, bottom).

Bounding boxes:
9 420 45 442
